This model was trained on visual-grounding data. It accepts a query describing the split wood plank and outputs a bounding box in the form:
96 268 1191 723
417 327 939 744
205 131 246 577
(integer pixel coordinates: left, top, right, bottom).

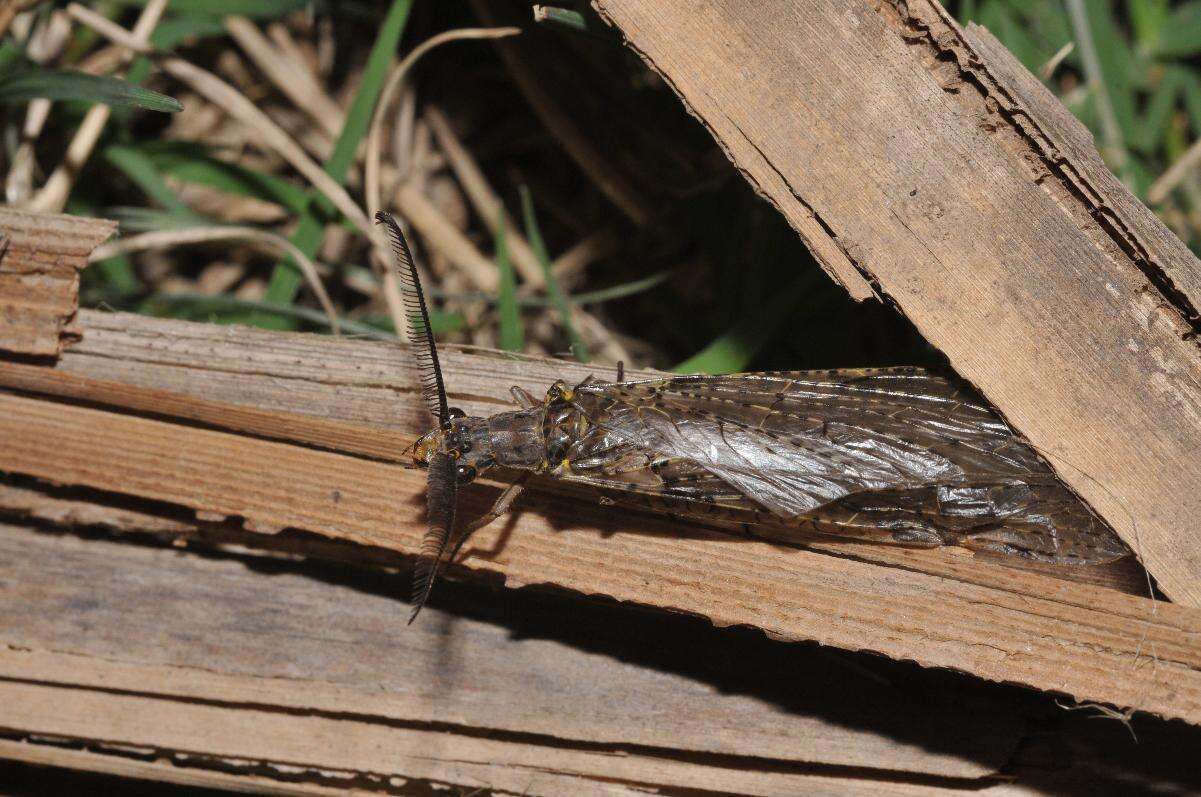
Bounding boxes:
0 739 359 796
590 0 1201 605
7 521 1201 795
2 310 1148 597
1 366 1198 724
0 522 1036 790
0 209 115 357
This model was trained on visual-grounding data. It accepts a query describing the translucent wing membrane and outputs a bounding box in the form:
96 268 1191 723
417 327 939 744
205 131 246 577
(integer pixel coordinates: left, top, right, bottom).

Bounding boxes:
410 451 458 624
559 369 1128 564
376 211 449 426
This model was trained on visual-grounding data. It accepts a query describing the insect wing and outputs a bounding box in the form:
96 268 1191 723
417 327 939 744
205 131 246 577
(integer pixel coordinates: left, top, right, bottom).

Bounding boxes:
573 369 1044 518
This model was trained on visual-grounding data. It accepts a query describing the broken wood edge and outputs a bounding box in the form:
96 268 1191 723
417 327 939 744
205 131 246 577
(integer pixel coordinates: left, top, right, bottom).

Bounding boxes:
0 738 360 797
0 209 116 358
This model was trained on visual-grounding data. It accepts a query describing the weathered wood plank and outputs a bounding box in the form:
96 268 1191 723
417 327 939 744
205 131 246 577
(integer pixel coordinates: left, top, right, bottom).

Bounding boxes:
590 0 1201 605
0 522 1023 778
7 521 1201 795
0 209 115 357
7 310 1146 596
0 377 1197 722
0 522 1025 794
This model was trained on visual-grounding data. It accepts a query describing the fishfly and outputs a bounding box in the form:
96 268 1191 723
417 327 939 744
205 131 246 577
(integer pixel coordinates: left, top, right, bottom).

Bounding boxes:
375 213 1129 623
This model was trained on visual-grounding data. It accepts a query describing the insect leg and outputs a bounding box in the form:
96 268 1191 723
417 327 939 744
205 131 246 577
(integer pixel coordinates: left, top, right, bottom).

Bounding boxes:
617 360 624 382
510 386 540 409
447 474 530 562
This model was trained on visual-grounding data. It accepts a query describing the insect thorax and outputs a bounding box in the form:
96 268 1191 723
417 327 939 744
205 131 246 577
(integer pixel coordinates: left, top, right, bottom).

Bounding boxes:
482 387 589 472
478 409 548 469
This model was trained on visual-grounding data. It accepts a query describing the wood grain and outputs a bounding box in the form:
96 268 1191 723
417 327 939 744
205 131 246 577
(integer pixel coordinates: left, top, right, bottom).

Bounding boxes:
590 0 1201 606
0 523 1023 785
5 521 1201 795
0 209 115 357
1 313 1199 724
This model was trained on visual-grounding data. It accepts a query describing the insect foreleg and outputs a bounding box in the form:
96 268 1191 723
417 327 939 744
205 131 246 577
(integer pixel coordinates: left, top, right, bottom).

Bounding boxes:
446 474 530 563
510 386 540 409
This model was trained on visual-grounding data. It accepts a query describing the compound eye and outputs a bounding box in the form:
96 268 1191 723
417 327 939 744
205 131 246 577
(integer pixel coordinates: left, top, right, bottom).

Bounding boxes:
447 407 467 420
455 464 477 483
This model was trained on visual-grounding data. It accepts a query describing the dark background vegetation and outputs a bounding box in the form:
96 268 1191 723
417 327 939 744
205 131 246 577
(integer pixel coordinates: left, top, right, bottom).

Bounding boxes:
7 0 1201 374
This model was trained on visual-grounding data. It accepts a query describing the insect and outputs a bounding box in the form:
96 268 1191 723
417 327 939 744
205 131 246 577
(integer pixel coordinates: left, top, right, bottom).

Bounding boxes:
375 213 1129 623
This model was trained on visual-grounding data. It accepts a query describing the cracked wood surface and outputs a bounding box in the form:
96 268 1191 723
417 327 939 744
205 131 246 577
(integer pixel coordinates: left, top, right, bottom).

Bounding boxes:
0 209 115 357
4 520 1201 795
590 0 1201 606
0 522 1024 794
0 311 1198 727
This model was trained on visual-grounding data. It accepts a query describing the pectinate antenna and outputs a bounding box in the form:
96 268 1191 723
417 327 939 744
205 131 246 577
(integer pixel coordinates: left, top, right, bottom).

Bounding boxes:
375 211 449 427
376 211 457 623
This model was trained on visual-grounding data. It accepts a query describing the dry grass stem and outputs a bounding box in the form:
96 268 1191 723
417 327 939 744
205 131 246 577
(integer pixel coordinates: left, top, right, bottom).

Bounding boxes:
364 26 520 221
225 16 345 138
549 228 620 288
1148 138 1201 205
91 227 341 333
392 83 418 185
0 0 46 42
573 305 632 363
471 0 652 225
393 182 498 292
426 105 545 287
28 0 169 213
1038 41 1074 81
65 3 377 245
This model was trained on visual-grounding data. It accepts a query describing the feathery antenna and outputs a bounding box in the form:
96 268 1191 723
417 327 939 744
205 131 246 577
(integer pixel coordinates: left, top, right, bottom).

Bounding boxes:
376 211 459 622
375 211 449 426
410 451 458 624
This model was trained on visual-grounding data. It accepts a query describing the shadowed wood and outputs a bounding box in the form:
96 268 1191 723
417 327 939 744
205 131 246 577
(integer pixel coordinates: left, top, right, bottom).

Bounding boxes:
5 521 1201 795
0 313 1198 725
0 522 1035 786
590 0 1201 607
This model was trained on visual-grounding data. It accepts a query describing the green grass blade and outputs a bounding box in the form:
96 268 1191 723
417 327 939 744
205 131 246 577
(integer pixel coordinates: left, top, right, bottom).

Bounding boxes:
1127 0 1170 53
67 195 143 296
146 144 311 214
0 70 182 112
673 274 809 374
977 5 1041 71
376 270 669 309
534 7 588 32
1135 68 1185 154
1181 70 1201 139
94 253 142 294
150 15 229 49
263 0 414 309
106 206 207 231
1155 0 1201 57
359 309 465 337
1074 0 1137 146
494 212 524 352
104 144 200 218
144 293 400 339
520 185 588 362
567 271 670 305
